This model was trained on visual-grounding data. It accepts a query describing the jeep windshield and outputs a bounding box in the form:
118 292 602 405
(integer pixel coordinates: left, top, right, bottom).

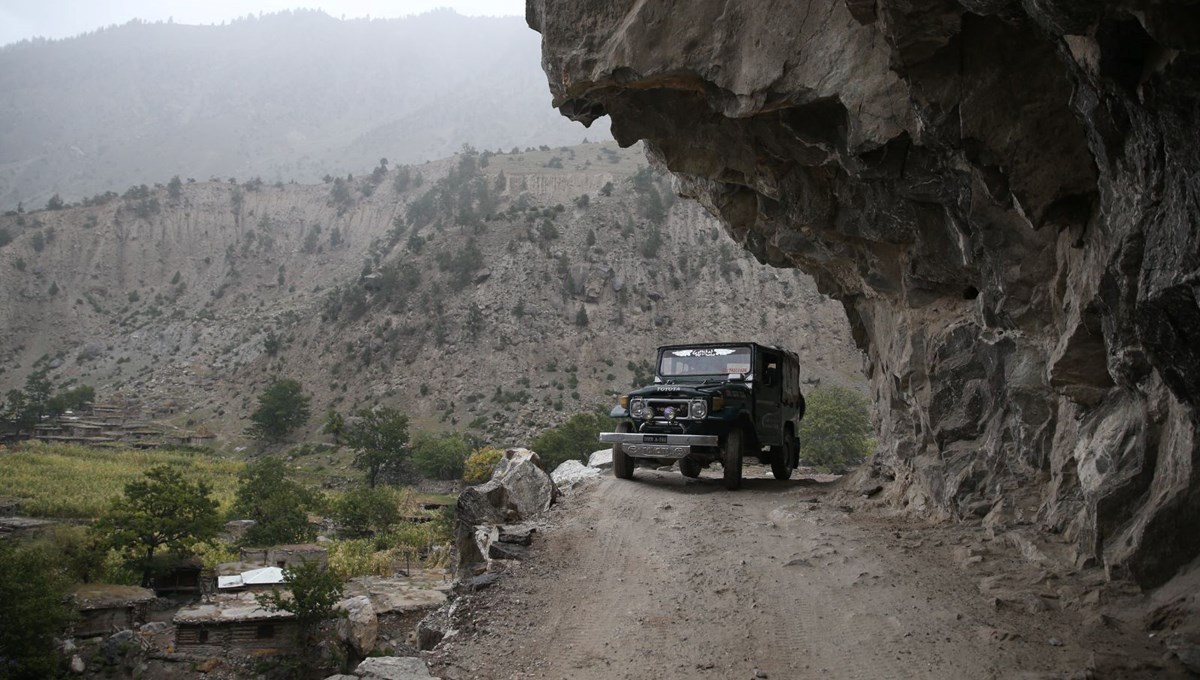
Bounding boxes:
658 346 753 378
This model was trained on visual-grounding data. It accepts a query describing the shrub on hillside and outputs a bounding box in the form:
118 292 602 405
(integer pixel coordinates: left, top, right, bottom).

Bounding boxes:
463 446 504 484
796 386 873 473
411 432 471 480
0 540 75 679
531 413 608 470
331 486 408 537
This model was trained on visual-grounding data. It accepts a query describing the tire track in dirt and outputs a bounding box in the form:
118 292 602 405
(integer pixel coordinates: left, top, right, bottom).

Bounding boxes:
430 466 1177 679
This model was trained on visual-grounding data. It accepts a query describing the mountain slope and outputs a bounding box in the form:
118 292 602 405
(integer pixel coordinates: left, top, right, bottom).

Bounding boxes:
0 142 861 444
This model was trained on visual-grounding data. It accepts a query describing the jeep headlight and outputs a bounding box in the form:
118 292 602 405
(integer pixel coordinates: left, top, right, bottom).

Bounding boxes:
690 399 708 420
629 398 647 418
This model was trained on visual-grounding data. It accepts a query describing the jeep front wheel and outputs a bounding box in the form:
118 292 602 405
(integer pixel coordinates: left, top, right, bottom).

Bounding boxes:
679 457 701 478
722 428 744 490
612 421 635 480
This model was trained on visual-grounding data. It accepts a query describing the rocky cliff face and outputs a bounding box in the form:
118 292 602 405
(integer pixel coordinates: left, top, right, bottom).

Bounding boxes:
529 0 1200 587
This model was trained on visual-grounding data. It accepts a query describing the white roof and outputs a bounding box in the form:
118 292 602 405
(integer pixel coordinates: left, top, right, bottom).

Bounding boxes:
216 566 285 590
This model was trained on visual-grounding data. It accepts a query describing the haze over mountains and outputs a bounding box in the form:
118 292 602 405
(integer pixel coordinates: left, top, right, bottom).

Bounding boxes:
0 9 612 212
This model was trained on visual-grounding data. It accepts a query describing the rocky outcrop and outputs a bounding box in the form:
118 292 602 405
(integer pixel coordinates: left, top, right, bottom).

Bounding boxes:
353 656 439 680
587 448 613 470
455 449 555 576
335 596 379 658
550 459 601 490
530 0 1200 586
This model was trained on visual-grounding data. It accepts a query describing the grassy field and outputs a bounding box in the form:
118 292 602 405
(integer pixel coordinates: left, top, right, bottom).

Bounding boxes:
0 441 244 518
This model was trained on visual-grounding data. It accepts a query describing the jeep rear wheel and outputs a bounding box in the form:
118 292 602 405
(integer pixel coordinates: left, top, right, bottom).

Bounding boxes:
771 430 797 481
679 457 701 478
612 421 635 480
722 428 744 490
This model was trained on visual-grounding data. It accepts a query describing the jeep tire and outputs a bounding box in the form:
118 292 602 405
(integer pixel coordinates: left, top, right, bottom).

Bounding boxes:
612 421 635 480
723 428 744 490
771 429 797 480
679 457 701 478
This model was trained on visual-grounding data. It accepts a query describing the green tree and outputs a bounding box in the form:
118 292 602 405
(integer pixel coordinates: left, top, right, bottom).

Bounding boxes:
575 305 589 327
247 378 311 443
531 412 608 469
322 408 345 445
1 389 34 433
255 560 344 646
167 175 183 200
1 371 53 431
93 466 220 585
640 224 664 258
263 330 282 356
331 486 402 537
45 193 64 210
796 386 873 472
45 384 95 417
345 407 410 487
0 541 75 679
31 525 107 584
231 458 321 546
411 432 470 480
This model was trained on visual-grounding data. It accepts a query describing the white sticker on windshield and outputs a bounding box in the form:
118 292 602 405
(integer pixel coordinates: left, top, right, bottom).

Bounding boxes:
669 348 737 357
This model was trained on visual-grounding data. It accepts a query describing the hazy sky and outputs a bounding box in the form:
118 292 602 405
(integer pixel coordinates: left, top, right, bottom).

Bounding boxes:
0 1 527 46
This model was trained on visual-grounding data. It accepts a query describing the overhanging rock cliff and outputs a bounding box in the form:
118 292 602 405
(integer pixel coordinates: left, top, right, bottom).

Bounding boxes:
529 0 1200 587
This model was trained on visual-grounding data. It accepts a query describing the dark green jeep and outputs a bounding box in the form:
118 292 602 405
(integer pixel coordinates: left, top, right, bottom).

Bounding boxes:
599 343 805 490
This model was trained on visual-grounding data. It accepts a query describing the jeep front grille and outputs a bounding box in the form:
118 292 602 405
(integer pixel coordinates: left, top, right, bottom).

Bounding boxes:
646 399 689 420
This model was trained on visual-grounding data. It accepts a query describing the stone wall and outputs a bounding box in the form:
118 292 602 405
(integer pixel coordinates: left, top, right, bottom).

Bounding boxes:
529 0 1200 587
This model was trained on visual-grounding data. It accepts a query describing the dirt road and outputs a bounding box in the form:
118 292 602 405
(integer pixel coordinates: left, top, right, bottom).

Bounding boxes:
428 465 1182 679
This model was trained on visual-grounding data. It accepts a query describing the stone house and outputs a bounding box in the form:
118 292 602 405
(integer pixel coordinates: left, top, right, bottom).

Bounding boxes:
152 556 205 597
238 543 328 570
69 584 156 637
173 593 299 656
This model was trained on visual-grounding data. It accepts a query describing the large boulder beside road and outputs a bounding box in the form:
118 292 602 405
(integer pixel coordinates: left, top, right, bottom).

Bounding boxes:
551 459 600 490
587 448 613 470
455 448 556 576
353 656 438 679
335 595 378 657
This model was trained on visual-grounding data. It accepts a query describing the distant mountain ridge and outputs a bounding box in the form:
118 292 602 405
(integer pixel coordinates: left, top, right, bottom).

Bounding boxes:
0 9 611 212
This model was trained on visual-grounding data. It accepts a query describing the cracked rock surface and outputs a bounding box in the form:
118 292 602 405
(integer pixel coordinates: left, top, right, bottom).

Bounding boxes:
529 0 1200 586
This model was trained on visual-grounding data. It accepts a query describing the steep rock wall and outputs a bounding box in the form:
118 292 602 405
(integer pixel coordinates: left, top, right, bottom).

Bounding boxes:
529 0 1200 587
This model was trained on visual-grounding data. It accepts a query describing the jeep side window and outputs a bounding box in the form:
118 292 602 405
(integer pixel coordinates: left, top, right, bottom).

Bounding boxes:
763 360 778 386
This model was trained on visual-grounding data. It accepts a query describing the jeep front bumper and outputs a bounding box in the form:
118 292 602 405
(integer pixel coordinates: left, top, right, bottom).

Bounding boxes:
598 432 719 459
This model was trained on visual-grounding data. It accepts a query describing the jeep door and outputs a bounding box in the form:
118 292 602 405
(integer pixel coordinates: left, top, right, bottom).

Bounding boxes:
754 348 784 446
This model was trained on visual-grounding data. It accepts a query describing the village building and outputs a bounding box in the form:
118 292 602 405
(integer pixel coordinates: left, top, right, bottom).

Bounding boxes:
152 556 206 597
173 593 299 656
216 566 286 593
0 516 55 537
238 543 328 570
69 584 156 637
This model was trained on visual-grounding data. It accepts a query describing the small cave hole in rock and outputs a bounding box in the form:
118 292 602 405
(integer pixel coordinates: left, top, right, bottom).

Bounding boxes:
963 286 980 300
